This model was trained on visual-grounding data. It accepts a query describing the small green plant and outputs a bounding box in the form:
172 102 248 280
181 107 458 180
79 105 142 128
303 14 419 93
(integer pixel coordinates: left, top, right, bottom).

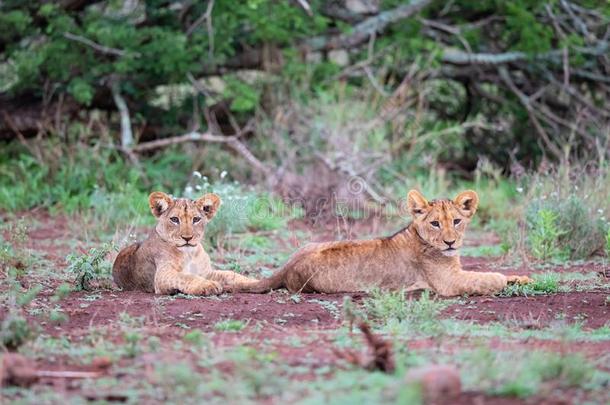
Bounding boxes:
1 271 42 350
527 209 567 261
183 329 207 347
363 290 449 334
500 272 562 297
605 227 610 257
0 218 30 273
214 319 247 332
66 243 116 291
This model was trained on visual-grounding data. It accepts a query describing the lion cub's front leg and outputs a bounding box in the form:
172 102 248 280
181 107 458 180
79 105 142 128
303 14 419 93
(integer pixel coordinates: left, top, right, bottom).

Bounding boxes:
506 275 533 285
444 271 533 296
154 266 222 296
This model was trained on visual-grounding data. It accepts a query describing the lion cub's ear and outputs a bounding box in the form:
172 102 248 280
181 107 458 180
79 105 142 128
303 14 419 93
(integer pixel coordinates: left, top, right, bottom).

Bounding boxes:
149 191 173 217
454 190 479 218
407 189 429 218
195 193 222 219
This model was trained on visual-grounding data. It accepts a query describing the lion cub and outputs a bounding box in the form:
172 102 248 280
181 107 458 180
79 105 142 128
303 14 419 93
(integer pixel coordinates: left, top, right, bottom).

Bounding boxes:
112 192 258 295
238 190 531 297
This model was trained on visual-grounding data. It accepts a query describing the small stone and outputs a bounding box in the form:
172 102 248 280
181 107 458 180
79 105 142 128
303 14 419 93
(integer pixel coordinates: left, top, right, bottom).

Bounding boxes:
405 364 461 402
90 356 113 370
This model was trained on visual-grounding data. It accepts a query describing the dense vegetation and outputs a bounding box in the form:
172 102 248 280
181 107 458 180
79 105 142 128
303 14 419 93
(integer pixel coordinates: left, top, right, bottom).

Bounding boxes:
1 0 608 168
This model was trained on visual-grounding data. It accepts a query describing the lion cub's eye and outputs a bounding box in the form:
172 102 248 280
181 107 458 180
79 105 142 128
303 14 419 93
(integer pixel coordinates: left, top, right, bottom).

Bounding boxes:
453 218 462 226
430 221 440 228
193 217 201 224
170 217 180 224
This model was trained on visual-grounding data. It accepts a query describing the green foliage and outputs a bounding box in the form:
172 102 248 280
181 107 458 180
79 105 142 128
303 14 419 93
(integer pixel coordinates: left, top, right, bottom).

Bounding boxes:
0 218 30 273
1 271 41 350
523 166 610 260
461 349 600 398
214 319 247 332
66 243 116 291
500 272 562 297
527 209 568 261
184 172 301 245
363 290 449 334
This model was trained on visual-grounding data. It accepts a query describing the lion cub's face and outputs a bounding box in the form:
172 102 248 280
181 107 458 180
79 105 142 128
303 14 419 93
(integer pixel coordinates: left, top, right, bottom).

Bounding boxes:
407 189 479 257
149 191 221 249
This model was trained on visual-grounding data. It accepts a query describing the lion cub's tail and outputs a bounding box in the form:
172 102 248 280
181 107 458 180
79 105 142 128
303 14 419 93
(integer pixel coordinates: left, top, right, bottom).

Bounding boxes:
239 268 286 293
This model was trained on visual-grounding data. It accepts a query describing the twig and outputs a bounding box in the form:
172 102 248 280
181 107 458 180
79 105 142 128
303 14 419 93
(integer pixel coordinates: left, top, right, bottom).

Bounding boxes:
63 32 139 57
34 370 102 379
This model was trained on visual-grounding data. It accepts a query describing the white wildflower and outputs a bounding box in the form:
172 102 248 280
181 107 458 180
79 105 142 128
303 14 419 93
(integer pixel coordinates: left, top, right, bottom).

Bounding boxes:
220 170 228 179
598 209 603 214
192 171 202 179
516 187 523 193
185 186 193 194
195 185 202 191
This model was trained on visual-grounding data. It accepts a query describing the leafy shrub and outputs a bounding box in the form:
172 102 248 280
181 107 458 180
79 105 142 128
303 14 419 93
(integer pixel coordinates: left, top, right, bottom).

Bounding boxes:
526 209 567 261
523 166 610 260
184 172 301 245
66 243 116 291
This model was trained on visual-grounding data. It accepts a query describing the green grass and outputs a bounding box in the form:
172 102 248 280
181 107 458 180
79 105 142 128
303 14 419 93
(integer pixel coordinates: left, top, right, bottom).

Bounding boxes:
459 348 605 398
214 319 247 332
363 290 451 335
500 271 608 297
500 272 562 296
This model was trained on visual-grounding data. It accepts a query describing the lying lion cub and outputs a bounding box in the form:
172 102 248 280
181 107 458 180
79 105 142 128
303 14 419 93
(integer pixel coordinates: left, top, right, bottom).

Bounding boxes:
238 190 531 297
113 192 258 295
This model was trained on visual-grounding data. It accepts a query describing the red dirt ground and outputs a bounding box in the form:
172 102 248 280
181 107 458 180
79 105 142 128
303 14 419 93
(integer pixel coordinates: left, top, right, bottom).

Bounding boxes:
3 211 610 404
443 291 610 329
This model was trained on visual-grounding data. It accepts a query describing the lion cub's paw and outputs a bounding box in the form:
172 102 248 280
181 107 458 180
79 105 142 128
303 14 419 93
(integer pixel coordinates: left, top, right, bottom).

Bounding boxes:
506 275 533 285
185 279 223 296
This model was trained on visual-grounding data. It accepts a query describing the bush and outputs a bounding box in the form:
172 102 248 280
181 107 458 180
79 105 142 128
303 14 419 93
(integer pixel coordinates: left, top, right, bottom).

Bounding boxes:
183 172 301 245
523 166 610 260
526 209 568 261
66 243 116 291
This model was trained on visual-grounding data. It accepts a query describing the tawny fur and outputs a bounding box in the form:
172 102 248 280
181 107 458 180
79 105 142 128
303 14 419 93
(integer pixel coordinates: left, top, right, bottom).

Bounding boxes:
112 192 258 295
238 190 531 297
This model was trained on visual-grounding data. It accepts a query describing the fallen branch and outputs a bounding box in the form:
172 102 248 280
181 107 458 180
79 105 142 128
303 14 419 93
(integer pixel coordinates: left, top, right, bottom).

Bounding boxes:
127 120 272 177
63 32 139 57
442 43 608 65
305 0 432 52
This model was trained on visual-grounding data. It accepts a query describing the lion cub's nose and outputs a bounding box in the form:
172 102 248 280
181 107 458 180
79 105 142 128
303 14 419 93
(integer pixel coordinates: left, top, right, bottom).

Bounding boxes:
444 240 456 247
182 236 193 242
